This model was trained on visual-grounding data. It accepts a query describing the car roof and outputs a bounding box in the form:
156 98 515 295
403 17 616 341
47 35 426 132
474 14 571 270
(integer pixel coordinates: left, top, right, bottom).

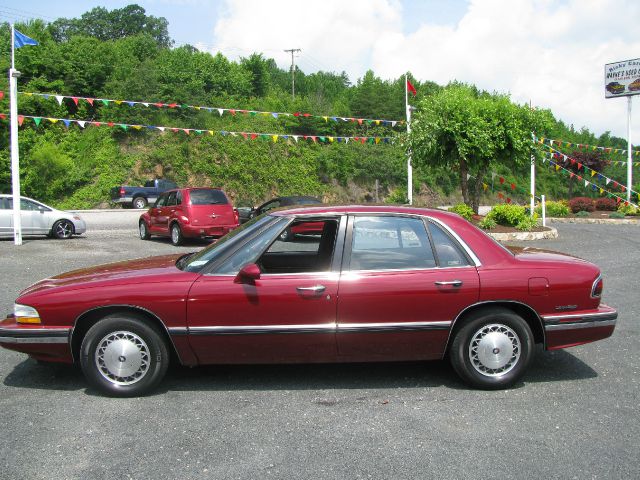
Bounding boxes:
270 204 460 220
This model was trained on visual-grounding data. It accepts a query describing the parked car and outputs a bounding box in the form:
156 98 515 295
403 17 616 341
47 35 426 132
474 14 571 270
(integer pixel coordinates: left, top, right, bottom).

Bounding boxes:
0 205 616 397
605 81 625 95
110 178 178 209
239 195 322 223
0 194 86 239
139 187 239 245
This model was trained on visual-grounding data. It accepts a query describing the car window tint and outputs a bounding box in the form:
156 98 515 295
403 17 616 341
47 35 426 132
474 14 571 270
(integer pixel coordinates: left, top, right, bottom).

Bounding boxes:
20 199 40 211
428 222 471 268
258 219 339 274
190 189 228 205
349 216 435 271
259 200 280 214
176 190 182 205
166 192 177 206
0 198 8 209
155 194 168 207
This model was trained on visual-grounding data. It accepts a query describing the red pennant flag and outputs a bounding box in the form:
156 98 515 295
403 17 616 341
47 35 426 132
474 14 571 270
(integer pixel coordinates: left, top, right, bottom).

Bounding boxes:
18 115 25 126
621 186 626 192
0 114 5 120
293 112 300 117
617 198 622 204
407 79 417 96
506 198 512 203
230 109 236 116
499 177 505 184
168 103 178 108
358 119 363 125
570 159 576 165
71 97 79 105
93 122 101 127
240 132 248 139
154 102 163 108
107 122 115 127
86 98 94 106
498 193 504 199
624 201 629 206
0 91 3 99
250 133 258 140
183 129 190 135
570 172 575 179
510 183 516 190
577 175 583 181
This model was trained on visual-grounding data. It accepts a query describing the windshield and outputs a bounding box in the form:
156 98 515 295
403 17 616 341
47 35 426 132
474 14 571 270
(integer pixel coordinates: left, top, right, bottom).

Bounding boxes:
178 215 281 272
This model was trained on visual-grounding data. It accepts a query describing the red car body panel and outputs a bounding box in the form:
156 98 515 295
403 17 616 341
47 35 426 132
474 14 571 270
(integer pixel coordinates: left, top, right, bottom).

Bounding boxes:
140 187 239 240
1 206 617 373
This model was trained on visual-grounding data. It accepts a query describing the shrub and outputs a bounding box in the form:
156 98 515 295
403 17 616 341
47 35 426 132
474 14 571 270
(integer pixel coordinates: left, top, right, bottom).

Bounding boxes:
595 197 617 211
515 214 539 231
617 203 639 216
609 211 625 219
486 204 527 227
575 210 590 218
535 200 569 217
478 216 497 230
449 203 474 221
569 197 595 213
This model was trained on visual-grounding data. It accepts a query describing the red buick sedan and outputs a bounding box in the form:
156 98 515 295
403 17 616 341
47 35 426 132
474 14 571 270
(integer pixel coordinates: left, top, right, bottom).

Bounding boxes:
0 206 617 397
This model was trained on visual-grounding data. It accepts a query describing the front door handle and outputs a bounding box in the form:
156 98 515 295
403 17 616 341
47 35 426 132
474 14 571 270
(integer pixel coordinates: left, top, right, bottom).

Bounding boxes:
434 280 463 287
296 285 326 294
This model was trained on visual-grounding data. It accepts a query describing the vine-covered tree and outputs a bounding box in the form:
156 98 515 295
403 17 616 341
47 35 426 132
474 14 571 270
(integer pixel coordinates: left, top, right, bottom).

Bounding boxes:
409 83 553 212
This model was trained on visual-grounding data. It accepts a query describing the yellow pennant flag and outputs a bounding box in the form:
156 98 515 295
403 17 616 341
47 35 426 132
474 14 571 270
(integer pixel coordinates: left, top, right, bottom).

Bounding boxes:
132 125 142 130
48 118 58 123
375 137 381 144
591 170 596 177
115 100 123 105
555 164 560 171
328 137 334 143
599 188 604 194
322 116 328 122
272 135 278 143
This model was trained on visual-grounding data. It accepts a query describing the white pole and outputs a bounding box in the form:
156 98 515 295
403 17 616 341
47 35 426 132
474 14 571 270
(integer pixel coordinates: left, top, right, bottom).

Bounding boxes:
530 154 535 216
405 74 412 205
541 194 546 227
627 96 632 202
9 24 23 246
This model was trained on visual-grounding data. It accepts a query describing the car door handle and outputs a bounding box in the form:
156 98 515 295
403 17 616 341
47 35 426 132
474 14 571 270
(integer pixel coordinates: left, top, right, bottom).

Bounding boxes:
434 280 463 287
296 285 326 293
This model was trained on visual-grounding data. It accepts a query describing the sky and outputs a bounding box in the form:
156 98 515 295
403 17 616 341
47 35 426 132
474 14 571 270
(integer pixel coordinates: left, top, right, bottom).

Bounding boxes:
1 0 639 144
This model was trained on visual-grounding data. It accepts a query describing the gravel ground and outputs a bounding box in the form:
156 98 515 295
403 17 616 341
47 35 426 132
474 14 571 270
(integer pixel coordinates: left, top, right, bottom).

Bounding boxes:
0 213 638 480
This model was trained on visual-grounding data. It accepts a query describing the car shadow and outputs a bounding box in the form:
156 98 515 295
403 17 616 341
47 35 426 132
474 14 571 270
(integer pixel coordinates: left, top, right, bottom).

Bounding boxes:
3 347 598 394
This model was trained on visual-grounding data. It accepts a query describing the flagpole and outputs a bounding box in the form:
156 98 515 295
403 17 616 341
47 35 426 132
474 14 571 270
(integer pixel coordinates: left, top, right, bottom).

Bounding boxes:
10 23 23 245
405 73 412 205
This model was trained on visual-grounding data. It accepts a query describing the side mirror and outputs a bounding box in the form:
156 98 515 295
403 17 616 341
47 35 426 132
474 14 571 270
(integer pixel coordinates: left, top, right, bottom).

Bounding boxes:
38 206 46 213
234 263 261 284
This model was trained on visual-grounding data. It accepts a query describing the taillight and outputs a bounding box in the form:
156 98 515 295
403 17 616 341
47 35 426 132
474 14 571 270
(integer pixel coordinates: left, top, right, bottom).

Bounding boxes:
591 276 603 298
233 208 239 224
119 187 125 196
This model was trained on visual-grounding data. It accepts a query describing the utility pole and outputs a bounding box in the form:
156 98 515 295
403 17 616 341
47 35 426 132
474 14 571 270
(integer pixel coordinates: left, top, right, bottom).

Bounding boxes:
284 48 301 99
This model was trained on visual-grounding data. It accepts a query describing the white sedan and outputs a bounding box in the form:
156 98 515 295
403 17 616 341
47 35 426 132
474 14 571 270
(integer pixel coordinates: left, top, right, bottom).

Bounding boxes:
0 195 86 239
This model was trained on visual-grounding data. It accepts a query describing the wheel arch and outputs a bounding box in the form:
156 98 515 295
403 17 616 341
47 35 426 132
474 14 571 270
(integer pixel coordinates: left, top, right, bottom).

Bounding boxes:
70 305 184 365
445 300 545 356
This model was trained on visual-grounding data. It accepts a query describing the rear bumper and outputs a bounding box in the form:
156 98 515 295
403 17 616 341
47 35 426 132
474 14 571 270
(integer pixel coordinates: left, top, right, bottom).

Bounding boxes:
543 304 617 350
182 223 238 239
0 317 73 362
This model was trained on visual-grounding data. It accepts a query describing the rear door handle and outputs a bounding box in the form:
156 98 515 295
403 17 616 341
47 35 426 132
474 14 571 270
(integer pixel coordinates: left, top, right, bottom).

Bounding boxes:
296 285 326 294
434 280 463 287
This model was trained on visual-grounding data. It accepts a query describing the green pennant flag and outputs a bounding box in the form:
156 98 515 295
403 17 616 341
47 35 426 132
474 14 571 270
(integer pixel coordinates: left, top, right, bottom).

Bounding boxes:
319 136 326 142
119 124 128 131
260 134 268 140
101 99 110 106
33 117 42 127
181 104 189 109
195 130 203 135
250 111 258 116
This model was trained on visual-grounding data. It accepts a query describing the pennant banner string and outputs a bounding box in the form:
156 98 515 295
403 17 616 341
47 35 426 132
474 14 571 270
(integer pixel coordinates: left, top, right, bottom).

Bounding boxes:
1 113 395 145
6 90 405 128
534 135 639 157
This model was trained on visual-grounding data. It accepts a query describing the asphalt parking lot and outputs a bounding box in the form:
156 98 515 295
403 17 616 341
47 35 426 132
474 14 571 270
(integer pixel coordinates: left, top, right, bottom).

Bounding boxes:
1 212 638 480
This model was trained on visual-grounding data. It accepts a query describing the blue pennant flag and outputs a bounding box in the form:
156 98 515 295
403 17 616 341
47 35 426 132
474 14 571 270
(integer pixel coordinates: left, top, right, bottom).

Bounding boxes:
14 29 39 48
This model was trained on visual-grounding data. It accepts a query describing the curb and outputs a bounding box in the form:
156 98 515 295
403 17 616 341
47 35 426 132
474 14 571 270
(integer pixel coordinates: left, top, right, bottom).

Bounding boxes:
487 227 558 241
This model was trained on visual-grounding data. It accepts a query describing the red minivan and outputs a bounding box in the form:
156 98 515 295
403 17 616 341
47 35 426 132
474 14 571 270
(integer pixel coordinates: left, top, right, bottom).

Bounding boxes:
139 188 239 245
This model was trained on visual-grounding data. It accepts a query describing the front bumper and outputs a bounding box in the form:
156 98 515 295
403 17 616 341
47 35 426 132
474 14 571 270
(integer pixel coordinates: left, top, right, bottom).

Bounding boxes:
0 316 73 362
542 304 617 350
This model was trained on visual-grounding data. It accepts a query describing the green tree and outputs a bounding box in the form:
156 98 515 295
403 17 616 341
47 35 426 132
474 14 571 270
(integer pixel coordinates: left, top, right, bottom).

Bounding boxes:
409 83 552 212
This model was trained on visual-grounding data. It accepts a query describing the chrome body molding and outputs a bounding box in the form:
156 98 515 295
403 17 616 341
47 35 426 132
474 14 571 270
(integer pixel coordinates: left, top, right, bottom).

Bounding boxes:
543 310 618 331
186 321 452 336
168 327 189 336
0 326 70 344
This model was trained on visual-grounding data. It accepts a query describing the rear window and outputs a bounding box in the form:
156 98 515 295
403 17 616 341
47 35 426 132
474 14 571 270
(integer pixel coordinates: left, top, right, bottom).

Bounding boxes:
189 189 229 205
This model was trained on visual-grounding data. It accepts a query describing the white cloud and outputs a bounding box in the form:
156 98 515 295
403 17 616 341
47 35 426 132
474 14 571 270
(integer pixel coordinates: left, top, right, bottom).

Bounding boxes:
212 0 640 143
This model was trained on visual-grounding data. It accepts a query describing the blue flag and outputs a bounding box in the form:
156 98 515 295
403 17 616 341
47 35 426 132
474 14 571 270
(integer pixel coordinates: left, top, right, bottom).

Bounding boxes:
14 29 38 48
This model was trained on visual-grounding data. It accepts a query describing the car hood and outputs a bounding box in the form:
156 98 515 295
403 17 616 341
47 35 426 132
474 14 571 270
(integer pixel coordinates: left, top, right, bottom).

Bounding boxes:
20 254 192 296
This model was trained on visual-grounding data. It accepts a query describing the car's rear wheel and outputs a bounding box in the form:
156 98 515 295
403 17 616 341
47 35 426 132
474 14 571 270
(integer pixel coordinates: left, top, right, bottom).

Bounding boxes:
132 197 147 209
51 219 74 239
80 315 169 397
449 308 534 389
170 223 183 246
139 220 150 240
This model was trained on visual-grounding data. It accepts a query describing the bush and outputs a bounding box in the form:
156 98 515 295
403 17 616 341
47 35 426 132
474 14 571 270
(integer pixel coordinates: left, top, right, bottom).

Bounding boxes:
575 210 590 218
515 214 539 231
617 203 639 216
569 197 595 213
478 216 497 230
535 200 569 217
609 211 625 219
449 203 474 221
595 197 617 211
486 204 527 227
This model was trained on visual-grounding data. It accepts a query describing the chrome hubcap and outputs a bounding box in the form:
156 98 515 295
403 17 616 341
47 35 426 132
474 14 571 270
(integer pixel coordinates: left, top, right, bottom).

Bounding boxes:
95 331 150 385
56 222 72 238
469 323 520 376
139 223 146 238
171 227 179 243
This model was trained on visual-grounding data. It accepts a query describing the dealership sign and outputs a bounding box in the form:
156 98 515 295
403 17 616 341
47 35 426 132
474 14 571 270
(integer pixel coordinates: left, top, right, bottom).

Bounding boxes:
604 58 640 98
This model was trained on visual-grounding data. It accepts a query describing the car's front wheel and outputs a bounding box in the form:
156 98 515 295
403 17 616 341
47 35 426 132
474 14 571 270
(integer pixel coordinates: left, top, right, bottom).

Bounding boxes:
449 308 534 389
51 219 74 239
170 223 183 246
139 221 150 240
80 314 169 397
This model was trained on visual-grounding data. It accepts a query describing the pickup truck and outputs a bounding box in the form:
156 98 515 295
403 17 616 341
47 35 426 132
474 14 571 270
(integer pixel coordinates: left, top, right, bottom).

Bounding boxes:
110 179 178 209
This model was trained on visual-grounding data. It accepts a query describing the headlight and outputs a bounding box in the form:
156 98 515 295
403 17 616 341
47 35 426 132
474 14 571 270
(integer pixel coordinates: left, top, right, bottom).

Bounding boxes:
14 304 41 324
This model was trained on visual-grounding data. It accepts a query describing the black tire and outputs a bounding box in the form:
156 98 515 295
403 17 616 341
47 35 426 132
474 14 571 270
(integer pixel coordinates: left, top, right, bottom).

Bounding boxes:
449 308 534 390
139 220 150 240
51 219 74 239
170 223 183 246
132 196 148 209
79 315 169 397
